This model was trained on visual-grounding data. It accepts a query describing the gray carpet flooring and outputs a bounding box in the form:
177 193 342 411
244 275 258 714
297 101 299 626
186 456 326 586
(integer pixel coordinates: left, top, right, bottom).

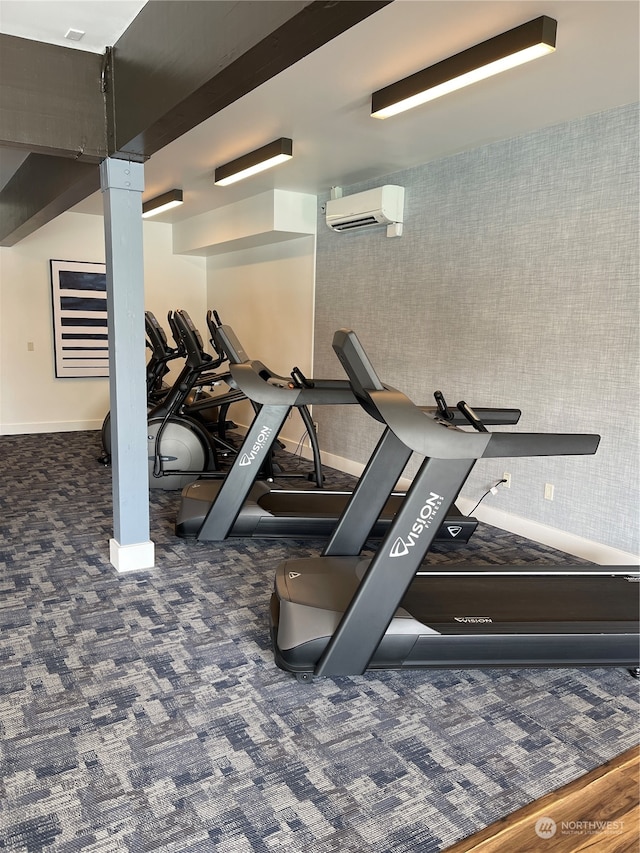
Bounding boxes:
0 431 638 852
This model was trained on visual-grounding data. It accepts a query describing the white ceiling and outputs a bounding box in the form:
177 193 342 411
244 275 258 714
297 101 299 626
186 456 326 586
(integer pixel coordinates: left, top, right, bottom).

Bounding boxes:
0 1 638 224
0 0 147 52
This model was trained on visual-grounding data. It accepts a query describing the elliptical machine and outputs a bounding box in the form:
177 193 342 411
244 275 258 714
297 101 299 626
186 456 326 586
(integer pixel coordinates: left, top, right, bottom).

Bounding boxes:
99 311 182 466
146 309 241 490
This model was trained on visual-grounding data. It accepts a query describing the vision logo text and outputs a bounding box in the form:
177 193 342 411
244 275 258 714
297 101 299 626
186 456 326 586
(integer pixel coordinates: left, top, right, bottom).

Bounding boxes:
389 492 444 558
239 425 273 466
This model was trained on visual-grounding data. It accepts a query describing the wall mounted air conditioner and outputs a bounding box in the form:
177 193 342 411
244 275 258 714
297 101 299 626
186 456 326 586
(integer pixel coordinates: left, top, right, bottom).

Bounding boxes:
325 185 404 237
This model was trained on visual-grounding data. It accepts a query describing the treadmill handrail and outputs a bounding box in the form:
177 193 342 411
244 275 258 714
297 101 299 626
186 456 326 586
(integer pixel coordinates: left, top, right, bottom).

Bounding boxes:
334 330 600 460
420 406 521 426
229 361 358 407
211 321 358 405
218 323 525 422
369 389 600 459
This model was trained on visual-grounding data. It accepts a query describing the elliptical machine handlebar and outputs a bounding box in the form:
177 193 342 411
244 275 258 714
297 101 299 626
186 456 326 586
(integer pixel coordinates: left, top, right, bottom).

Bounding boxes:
173 309 226 371
144 311 183 399
206 309 229 364
166 311 185 356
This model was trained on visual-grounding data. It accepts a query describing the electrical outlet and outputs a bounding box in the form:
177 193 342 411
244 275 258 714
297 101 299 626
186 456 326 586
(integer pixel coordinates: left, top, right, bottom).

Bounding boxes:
502 472 511 489
313 421 319 435
544 483 554 501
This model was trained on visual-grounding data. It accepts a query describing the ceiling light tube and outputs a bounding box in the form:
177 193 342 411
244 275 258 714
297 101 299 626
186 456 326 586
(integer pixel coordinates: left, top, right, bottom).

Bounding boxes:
371 16 557 119
214 138 293 186
142 189 184 218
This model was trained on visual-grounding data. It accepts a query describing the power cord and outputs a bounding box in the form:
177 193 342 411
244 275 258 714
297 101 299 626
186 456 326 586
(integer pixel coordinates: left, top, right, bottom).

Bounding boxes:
468 478 508 515
288 429 311 467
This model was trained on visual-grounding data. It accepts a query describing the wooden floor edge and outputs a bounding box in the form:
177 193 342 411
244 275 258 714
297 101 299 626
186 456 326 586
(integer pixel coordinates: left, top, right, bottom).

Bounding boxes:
442 744 640 853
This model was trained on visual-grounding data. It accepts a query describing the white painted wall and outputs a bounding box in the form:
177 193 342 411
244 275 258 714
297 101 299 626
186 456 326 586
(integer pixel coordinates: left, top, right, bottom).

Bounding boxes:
141 220 208 387
206 234 316 445
0 211 206 434
313 104 639 564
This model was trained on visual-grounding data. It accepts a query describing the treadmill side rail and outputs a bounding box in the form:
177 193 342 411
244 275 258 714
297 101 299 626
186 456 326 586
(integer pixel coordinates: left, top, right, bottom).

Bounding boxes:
323 427 412 556
196 404 290 541
316 456 475 677
397 632 640 669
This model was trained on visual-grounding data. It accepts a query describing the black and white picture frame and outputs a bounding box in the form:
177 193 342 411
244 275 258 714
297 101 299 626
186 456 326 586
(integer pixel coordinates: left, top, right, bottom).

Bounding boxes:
50 259 109 378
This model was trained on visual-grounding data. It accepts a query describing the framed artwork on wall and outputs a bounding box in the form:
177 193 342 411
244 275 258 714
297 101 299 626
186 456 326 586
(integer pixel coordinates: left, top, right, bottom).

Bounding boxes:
50 259 109 378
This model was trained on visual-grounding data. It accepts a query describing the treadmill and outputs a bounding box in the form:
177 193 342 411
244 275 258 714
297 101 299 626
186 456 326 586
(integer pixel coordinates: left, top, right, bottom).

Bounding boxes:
270 329 639 680
176 321 522 545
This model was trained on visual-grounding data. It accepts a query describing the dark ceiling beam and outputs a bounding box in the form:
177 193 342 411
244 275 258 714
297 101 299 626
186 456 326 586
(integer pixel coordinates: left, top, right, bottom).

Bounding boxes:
0 34 106 160
0 0 392 245
0 154 100 247
0 33 105 245
109 0 393 158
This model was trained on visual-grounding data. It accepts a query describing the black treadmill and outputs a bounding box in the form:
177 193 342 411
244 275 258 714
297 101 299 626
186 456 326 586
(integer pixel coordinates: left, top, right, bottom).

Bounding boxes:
176 321 522 546
270 329 639 680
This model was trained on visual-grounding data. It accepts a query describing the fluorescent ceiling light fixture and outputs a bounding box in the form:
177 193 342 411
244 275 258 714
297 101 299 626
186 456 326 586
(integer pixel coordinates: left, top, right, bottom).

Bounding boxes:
371 16 557 119
141 189 184 218
214 138 293 186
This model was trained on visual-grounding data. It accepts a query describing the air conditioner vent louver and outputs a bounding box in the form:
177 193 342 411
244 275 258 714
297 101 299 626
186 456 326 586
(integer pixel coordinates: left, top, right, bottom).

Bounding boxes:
332 216 379 231
325 185 404 237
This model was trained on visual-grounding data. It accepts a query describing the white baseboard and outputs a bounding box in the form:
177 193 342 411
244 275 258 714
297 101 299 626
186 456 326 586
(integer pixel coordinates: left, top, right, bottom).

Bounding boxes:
456 498 638 566
293 444 639 567
1 420 102 435
285 442 363 478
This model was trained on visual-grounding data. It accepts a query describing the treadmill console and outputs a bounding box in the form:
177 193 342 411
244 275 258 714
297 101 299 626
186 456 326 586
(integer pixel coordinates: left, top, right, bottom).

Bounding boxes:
215 325 250 365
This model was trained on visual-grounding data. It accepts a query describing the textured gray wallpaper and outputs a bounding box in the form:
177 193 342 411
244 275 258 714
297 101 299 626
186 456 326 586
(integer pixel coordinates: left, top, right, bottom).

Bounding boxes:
314 103 639 554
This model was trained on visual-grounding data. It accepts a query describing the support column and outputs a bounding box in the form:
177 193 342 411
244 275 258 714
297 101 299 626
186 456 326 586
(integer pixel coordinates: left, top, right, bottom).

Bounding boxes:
100 158 154 572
